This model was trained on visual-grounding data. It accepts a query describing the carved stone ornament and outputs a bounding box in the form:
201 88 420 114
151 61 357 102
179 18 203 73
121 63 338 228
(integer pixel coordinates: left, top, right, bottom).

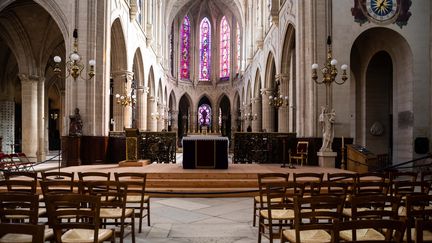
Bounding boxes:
370 121 384 136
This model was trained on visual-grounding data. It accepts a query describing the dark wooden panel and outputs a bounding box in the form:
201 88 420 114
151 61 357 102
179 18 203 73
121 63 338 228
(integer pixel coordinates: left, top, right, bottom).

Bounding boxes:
61 136 81 166
80 136 109 165
107 132 126 164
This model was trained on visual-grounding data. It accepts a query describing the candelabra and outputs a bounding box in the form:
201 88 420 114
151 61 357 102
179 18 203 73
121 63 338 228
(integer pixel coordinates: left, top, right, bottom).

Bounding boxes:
268 80 288 108
244 113 257 121
53 29 95 81
115 78 137 107
50 113 58 120
151 112 160 120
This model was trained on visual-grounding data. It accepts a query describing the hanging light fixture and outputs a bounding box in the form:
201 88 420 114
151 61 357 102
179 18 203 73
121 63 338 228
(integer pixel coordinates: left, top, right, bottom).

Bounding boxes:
268 80 288 108
115 78 137 107
53 29 95 80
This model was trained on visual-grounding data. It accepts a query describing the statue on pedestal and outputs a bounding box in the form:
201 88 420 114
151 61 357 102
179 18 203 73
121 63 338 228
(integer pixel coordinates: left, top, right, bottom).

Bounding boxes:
69 108 83 136
319 106 336 152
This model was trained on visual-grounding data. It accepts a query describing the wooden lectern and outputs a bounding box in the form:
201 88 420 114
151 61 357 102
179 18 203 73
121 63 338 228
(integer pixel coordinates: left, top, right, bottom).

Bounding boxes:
346 144 377 173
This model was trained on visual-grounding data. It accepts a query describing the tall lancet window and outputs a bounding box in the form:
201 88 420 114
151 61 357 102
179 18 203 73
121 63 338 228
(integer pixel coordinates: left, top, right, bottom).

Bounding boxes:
236 22 240 75
180 15 191 80
220 16 230 80
199 17 211 81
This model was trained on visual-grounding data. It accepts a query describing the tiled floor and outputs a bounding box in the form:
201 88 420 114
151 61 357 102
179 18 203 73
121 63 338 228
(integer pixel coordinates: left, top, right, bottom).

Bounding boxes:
125 197 259 243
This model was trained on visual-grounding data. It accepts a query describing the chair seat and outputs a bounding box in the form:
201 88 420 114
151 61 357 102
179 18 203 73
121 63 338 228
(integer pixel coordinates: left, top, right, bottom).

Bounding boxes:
0 228 53 243
259 209 294 220
404 229 432 241
127 194 150 203
253 195 283 203
340 228 385 241
282 229 332 243
100 208 134 218
61 228 113 243
342 207 372 217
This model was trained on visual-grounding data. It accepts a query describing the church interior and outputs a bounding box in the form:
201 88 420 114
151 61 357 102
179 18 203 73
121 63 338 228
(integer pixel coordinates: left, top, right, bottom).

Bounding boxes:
0 0 432 242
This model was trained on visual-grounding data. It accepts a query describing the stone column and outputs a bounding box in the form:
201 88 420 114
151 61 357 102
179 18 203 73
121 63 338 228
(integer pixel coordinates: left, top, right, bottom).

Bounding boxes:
37 77 46 162
146 0 153 46
147 96 157 131
261 88 274 132
251 97 262 132
124 72 134 128
19 74 39 160
190 112 197 133
212 110 219 133
171 110 178 132
157 103 164 131
112 72 126 130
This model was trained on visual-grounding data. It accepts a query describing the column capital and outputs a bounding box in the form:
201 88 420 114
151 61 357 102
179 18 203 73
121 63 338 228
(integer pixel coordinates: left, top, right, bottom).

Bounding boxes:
111 70 134 81
275 73 289 82
18 74 44 83
260 88 273 96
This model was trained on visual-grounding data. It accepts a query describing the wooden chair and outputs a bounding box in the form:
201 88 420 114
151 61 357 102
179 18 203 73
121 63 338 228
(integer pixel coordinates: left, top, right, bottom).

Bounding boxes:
281 195 345 243
41 171 75 181
258 181 304 243
290 141 309 166
356 171 387 183
9 153 35 172
253 173 289 227
415 219 432 243
341 195 401 241
389 171 418 195
293 172 324 196
0 179 37 195
115 172 151 233
87 180 135 243
421 171 432 195
405 194 432 243
0 193 53 242
44 193 115 243
0 223 45 243
78 171 111 181
333 219 406 243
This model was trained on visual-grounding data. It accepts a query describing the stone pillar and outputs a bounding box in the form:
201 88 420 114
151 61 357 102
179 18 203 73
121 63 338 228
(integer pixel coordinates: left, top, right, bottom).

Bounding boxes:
190 112 197 133
147 96 157 131
252 97 262 132
157 103 164 131
171 110 178 132
37 77 46 162
212 110 219 133
261 88 274 132
146 0 153 46
19 74 39 160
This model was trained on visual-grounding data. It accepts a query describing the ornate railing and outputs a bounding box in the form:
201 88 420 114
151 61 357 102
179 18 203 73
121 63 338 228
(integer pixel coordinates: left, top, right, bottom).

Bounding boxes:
138 132 176 163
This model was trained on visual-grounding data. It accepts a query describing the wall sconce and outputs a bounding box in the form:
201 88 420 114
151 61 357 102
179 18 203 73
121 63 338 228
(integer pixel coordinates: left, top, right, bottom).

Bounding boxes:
244 113 257 121
50 113 58 120
269 80 288 108
151 112 160 120
53 29 95 81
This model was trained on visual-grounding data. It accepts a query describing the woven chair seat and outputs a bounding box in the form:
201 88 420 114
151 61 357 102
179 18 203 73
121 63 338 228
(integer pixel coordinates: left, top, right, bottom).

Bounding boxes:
61 228 113 243
100 208 134 218
0 228 53 243
282 229 332 243
126 194 150 203
340 228 385 241
259 209 294 220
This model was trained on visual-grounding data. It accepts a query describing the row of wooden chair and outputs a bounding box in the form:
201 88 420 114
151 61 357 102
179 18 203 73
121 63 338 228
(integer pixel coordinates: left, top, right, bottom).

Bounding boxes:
0 171 151 243
254 172 432 243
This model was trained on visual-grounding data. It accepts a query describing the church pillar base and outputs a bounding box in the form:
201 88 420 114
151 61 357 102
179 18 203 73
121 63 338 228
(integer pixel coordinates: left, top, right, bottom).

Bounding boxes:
317 151 337 168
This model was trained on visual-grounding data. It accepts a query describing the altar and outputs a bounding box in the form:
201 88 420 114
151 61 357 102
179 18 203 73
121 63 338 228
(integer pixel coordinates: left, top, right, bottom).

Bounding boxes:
182 135 229 169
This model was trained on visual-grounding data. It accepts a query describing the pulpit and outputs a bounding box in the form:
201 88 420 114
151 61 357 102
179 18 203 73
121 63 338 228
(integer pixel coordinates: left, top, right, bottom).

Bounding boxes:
346 144 377 173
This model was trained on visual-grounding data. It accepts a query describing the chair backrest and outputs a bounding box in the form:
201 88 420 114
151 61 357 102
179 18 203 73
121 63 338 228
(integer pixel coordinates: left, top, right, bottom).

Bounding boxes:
405 194 432 243
264 181 304 212
353 180 389 196
0 223 45 243
257 173 289 209
78 172 111 181
40 180 81 196
41 171 75 181
311 181 348 197
296 141 308 154
114 172 147 198
393 181 430 198
293 173 324 195
333 219 406 243
44 193 102 243
292 194 345 242
349 195 401 220
86 180 128 209
3 171 38 181
0 193 39 224
327 172 357 182
0 179 37 194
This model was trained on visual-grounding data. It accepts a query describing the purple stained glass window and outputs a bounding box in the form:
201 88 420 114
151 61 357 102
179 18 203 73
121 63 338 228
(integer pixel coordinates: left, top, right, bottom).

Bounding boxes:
220 16 230 79
198 104 212 126
180 16 191 80
236 22 240 75
199 17 211 81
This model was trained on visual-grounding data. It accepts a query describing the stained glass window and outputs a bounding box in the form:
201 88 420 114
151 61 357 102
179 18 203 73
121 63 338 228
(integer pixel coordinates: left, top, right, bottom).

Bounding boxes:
220 16 230 79
199 17 211 81
236 22 240 75
198 104 212 126
180 15 191 80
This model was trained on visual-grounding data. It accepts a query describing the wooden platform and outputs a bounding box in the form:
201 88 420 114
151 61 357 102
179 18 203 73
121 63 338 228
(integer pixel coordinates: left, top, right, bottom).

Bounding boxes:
52 163 350 197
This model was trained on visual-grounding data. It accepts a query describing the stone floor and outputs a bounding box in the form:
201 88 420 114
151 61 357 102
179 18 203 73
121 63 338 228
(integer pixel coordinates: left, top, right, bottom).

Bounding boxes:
124 197 259 243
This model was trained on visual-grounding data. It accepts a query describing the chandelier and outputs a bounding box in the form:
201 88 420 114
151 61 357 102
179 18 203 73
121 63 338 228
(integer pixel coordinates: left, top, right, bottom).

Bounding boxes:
115 77 137 107
53 29 95 81
268 80 288 108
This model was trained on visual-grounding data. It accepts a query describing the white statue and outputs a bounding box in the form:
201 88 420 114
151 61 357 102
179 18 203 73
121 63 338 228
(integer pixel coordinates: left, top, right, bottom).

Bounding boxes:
319 106 336 152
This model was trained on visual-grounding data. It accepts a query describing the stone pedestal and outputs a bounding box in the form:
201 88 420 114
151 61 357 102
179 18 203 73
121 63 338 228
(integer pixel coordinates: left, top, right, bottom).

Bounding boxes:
317 151 337 168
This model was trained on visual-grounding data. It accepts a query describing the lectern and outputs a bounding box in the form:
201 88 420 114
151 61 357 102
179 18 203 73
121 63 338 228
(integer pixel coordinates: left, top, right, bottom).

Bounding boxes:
346 144 377 173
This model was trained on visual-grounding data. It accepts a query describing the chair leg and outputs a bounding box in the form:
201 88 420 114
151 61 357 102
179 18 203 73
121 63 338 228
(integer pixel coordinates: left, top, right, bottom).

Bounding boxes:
147 200 151 226
253 201 257 227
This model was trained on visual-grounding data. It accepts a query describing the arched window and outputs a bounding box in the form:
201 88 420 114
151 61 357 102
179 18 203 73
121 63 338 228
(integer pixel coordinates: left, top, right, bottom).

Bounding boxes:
220 16 230 79
236 22 240 75
180 15 191 80
198 104 212 126
199 17 211 81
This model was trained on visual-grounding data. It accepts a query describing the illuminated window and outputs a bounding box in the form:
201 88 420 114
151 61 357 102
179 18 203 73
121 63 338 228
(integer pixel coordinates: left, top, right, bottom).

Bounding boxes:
180 15 191 80
220 16 230 79
199 17 211 81
198 104 212 126
236 22 240 75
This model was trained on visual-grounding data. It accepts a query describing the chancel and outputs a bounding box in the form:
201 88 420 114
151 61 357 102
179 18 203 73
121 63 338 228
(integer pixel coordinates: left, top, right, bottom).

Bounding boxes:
0 0 431 242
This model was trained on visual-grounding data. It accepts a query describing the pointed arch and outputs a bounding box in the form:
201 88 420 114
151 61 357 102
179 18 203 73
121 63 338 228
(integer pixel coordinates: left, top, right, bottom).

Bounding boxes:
111 18 127 71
